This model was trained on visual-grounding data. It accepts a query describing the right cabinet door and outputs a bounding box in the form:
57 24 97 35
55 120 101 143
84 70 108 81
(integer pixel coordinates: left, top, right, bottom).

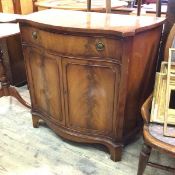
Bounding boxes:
62 57 121 137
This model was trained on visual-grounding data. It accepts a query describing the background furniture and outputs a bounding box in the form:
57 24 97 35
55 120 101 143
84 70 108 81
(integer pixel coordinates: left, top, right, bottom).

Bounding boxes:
0 31 26 86
137 95 175 174
0 12 21 22
112 4 167 16
0 0 37 14
137 0 161 16
0 23 30 108
35 0 127 12
0 13 26 86
19 9 165 161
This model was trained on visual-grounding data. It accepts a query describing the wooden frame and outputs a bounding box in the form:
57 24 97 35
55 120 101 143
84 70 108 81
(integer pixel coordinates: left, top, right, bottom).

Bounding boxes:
150 70 167 124
164 48 175 137
150 61 175 124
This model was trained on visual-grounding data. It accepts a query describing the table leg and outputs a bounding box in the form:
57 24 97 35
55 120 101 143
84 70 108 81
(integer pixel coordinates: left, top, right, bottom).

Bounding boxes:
0 49 31 109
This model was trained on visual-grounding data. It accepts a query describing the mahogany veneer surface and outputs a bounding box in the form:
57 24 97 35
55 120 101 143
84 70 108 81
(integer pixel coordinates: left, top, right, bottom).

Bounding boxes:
18 9 165 161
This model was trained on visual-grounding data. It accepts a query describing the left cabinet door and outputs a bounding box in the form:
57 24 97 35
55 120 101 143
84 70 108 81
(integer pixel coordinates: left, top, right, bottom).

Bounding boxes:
23 46 65 125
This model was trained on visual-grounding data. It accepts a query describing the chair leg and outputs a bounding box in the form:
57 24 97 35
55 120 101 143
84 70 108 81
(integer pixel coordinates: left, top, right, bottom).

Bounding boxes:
137 143 152 175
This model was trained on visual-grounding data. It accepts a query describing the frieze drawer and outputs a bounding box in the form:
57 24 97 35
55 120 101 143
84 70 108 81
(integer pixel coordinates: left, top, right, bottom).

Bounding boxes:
20 26 122 61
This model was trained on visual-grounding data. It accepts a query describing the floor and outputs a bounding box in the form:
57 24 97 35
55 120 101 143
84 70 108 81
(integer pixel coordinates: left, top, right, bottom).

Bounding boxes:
0 86 175 175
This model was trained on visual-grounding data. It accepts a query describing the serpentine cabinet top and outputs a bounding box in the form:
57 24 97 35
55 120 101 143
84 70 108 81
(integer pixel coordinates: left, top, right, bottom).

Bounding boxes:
18 9 166 37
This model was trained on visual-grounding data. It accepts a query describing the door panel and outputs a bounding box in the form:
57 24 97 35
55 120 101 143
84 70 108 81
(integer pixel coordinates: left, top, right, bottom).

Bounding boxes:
62 58 121 136
23 46 64 125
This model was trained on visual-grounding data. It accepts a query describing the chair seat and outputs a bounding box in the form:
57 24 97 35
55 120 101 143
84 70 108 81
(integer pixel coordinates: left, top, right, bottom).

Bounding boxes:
149 123 175 146
143 124 175 156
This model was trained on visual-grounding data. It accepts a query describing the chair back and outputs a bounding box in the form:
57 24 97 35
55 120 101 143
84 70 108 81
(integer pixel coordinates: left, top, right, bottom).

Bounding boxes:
164 24 175 61
141 94 152 125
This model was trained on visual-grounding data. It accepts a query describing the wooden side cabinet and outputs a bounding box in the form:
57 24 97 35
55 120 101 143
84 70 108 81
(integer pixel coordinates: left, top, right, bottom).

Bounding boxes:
0 33 26 86
18 9 165 161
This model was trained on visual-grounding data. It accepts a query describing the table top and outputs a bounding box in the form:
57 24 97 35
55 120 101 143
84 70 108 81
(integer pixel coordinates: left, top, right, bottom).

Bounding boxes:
35 0 128 11
0 23 20 39
141 3 167 14
0 13 23 23
112 3 167 15
18 9 165 37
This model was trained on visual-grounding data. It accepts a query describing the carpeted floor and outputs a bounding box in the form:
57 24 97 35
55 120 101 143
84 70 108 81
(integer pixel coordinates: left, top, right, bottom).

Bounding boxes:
0 86 174 175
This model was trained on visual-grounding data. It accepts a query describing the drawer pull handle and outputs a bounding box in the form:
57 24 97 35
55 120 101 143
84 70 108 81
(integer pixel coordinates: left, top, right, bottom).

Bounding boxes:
96 41 105 51
32 31 38 40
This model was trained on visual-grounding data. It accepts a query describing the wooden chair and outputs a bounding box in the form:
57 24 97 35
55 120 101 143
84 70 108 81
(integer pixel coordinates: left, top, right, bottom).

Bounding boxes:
137 95 175 174
137 24 175 175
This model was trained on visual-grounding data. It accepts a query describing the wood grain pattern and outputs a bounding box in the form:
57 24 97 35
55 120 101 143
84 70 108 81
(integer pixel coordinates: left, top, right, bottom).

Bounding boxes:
62 58 120 136
23 47 64 124
19 9 165 161
123 26 163 137
20 26 123 60
20 9 165 37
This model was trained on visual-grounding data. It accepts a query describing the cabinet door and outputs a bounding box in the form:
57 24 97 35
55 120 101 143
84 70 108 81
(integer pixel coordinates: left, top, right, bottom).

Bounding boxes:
62 58 121 137
23 46 64 125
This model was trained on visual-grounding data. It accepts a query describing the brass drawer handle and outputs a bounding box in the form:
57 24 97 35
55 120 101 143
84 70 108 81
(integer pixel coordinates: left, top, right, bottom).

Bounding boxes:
96 41 105 51
32 31 38 40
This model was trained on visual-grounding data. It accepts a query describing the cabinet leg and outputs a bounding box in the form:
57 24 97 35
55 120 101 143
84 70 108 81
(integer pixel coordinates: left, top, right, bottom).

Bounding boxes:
32 115 40 128
109 145 122 162
137 143 152 175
